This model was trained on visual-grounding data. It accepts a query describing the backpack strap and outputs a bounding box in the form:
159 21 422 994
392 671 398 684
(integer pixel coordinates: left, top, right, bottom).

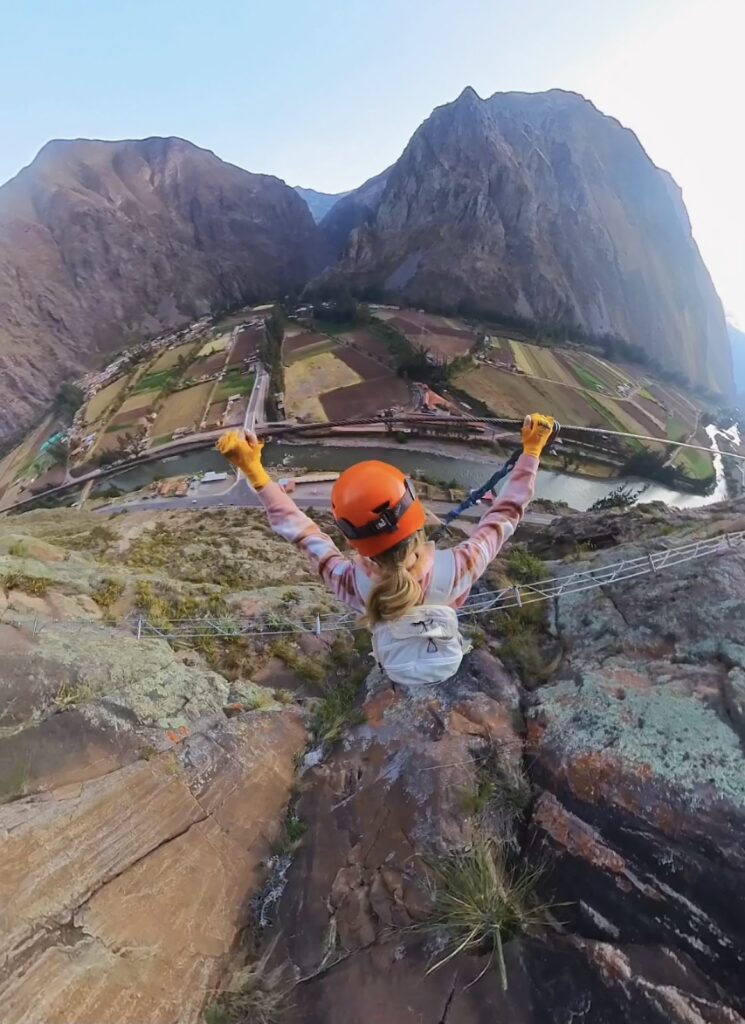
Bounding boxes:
425 549 455 606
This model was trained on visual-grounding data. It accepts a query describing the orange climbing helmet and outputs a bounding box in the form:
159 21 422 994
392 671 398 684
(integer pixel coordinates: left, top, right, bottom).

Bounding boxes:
331 460 426 558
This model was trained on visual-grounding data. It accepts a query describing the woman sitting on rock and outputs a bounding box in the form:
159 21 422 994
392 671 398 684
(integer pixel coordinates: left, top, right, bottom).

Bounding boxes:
217 414 554 686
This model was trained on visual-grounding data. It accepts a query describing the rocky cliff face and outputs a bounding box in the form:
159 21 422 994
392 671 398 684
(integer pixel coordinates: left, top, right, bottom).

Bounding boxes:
263 500 745 1024
1 496 744 1022
0 137 322 441
316 88 732 395
729 323 745 393
319 166 391 258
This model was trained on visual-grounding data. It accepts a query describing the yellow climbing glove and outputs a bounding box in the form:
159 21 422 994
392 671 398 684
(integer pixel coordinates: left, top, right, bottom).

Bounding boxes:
521 413 555 458
216 430 270 489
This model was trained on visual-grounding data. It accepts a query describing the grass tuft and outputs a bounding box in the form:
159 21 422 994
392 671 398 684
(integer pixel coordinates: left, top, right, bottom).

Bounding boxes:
461 750 531 821
423 837 549 991
311 675 366 743
54 681 93 710
503 547 546 585
91 577 125 611
2 572 49 595
203 938 293 1024
270 639 326 685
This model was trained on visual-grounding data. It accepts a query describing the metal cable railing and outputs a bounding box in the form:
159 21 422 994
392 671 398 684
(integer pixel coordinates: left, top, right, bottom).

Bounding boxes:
11 528 743 641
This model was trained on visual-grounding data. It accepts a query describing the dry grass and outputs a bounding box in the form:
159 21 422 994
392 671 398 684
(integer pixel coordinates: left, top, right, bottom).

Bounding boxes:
203 939 293 1024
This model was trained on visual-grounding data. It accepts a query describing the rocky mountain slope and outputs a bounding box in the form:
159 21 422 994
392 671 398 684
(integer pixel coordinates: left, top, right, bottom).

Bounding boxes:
319 166 391 257
729 323 745 393
1 495 743 1022
294 186 350 222
316 88 733 395
0 137 322 441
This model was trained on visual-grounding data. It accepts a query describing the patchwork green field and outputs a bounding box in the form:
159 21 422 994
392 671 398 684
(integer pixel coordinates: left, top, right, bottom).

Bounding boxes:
456 326 715 480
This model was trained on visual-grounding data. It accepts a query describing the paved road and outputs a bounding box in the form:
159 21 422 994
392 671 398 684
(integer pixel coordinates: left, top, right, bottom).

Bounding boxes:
97 477 556 527
244 365 268 431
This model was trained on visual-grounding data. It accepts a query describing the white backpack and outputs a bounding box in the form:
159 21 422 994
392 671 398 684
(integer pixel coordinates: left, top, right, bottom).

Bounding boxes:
369 551 472 686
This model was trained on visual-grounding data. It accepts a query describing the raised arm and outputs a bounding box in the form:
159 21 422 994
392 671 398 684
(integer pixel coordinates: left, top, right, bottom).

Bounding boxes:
447 414 553 606
216 431 367 613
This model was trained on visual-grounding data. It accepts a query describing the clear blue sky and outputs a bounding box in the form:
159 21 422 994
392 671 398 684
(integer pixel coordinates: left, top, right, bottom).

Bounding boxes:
1 0 742 323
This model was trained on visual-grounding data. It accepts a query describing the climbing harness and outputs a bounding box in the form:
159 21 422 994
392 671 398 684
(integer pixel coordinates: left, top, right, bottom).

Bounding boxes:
432 420 561 539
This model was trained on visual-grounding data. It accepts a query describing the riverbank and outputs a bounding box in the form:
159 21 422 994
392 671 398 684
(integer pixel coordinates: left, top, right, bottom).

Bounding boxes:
281 435 619 481
92 437 730 512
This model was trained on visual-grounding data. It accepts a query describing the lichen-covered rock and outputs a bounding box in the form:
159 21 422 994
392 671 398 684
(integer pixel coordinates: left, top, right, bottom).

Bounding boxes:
0 620 230 729
527 526 745 1013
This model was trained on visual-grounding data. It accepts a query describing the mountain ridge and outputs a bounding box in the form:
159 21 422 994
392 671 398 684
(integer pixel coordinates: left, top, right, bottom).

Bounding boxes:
0 135 322 439
313 87 732 394
729 322 745 394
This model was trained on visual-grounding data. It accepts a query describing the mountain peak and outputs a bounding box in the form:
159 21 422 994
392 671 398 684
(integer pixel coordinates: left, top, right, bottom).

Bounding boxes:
0 136 322 439
454 85 482 104
314 88 732 395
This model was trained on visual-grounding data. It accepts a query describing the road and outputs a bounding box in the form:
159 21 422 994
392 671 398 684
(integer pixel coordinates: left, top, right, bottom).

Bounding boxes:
244 364 268 431
96 476 556 527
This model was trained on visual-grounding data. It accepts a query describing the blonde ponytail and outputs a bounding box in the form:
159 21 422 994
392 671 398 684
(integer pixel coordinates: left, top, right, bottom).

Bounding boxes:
366 532 426 625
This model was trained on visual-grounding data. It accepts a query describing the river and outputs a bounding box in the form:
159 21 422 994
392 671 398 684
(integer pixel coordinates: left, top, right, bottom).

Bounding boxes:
95 436 729 512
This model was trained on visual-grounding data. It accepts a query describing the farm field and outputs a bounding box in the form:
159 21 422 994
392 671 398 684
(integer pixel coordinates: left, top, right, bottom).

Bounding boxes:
454 364 605 424
674 447 714 480
285 352 361 421
152 382 214 437
321 378 410 419
149 342 195 373
284 333 338 363
82 375 131 424
118 390 159 417
215 368 255 401
228 325 263 365
375 309 476 363
194 352 228 377
0 414 59 503
106 404 152 431
335 348 389 378
340 329 396 369
132 368 179 394
197 334 230 358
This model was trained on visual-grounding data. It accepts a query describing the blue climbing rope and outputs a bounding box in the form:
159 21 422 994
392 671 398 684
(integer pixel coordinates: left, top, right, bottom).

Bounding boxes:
432 420 561 538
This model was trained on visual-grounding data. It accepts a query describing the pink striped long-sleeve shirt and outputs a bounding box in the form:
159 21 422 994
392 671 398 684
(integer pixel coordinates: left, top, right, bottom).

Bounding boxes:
257 453 539 614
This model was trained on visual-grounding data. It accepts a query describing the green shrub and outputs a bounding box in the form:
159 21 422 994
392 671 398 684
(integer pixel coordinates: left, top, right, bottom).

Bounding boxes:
54 682 93 709
271 639 326 685
91 577 125 610
504 547 546 585
8 540 28 557
2 573 49 595
311 671 366 743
